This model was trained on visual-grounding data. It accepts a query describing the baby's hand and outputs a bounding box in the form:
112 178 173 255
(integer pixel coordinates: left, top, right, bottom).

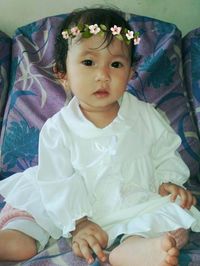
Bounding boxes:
159 182 197 209
71 218 108 264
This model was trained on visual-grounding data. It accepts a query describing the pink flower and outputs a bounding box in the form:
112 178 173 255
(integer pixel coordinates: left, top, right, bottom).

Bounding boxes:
110 25 122 35
126 30 134 40
89 24 101 34
62 30 69 39
134 37 141 45
71 26 80 36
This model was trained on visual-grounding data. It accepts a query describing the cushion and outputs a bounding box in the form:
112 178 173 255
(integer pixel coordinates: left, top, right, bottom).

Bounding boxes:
0 13 200 181
0 31 11 134
127 15 200 180
0 15 67 179
182 27 200 136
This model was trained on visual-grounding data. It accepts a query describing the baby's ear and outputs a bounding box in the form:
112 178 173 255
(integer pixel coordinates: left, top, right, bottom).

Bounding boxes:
53 66 68 89
53 65 66 79
128 67 135 81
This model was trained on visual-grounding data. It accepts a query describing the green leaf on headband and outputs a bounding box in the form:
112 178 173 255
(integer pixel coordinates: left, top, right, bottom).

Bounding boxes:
134 31 140 38
82 31 92 38
116 34 123 41
100 24 107 31
78 24 84 31
99 31 105 37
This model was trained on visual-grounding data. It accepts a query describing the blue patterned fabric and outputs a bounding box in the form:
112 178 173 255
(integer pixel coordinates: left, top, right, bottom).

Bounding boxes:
127 15 200 179
183 27 200 137
0 15 67 179
0 31 11 134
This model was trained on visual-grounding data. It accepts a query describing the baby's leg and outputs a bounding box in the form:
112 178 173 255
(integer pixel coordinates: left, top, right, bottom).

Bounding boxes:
0 204 49 261
109 233 179 266
169 228 189 249
0 229 37 261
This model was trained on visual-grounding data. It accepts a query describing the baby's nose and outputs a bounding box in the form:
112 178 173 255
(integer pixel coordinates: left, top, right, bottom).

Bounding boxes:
95 67 110 82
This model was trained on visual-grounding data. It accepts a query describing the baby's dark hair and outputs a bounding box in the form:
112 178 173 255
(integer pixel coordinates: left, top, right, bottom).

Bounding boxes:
54 7 137 75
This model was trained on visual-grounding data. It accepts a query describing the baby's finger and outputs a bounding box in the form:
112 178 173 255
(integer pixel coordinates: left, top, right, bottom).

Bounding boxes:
86 235 107 262
170 191 178 202
94 230 108 248
73 239 94 264
179 189 190 208
192 195 197 206
184 192 197 209
166 184 179 202
185 191 195 209
72 240 82 257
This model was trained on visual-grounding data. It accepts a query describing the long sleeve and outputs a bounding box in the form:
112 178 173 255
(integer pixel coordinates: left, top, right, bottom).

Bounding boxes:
36 114 92 237
148 106 190 190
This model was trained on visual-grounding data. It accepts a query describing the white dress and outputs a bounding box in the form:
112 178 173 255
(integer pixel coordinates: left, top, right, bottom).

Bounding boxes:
1 92 200 246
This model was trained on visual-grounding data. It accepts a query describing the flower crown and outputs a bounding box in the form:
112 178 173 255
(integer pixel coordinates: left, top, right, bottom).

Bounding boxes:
62 24 140 45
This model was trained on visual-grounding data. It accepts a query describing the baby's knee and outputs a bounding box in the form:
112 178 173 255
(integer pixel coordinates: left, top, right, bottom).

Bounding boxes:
109 247 122 266
0 229 37 261
11 232 37 260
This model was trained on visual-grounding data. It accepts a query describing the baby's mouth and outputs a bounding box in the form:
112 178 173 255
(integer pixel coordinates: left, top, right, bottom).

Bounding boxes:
94 89 109 98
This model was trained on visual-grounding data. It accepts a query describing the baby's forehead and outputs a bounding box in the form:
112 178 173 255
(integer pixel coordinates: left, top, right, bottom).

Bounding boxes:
69 35 131 58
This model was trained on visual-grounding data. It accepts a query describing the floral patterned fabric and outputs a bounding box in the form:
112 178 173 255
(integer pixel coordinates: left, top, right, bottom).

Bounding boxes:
0 31 11 134
0 12 200 266
183 27 200 137
0 15 67 179
127 15 200 180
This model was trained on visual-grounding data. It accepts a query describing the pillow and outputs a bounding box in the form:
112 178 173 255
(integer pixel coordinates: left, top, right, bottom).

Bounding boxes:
0 31 11 134
127 15 200 179
0 15 68 179
182 27 200 136
0 13 200 181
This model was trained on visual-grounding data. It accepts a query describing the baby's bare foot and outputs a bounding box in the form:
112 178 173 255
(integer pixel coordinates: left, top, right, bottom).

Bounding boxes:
161 234 179 265
109 233 179 266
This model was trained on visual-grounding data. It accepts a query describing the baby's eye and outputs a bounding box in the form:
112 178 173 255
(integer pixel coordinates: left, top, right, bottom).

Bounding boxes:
111 61 123 68
82 59 93 66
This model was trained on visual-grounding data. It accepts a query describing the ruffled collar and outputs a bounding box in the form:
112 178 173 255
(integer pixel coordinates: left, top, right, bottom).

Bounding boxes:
61 92 138 139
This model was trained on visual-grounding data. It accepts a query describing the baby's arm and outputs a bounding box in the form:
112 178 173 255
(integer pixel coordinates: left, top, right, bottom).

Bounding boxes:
159 182 196 209
71 218 108 264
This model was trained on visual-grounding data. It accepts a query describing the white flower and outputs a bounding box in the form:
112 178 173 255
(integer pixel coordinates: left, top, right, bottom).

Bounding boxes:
134 37 141 45
71 26 80 36
89 24 101 35
110 25 122 35
126 30 134 40
62 30 69 39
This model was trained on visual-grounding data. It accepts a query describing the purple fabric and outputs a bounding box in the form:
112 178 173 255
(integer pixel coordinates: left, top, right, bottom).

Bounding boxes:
0 15 68 178
0 31 11 134
182 27 200 137
127 16 200 179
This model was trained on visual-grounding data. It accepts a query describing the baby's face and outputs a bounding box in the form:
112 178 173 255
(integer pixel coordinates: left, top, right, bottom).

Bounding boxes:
64 35 133 113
